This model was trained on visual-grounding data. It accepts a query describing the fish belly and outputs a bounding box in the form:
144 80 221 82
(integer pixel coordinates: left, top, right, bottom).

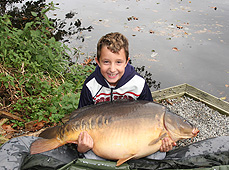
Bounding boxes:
90 118 164 160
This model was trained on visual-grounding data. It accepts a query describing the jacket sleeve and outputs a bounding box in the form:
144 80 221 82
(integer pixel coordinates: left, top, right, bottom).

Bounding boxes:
78 84 94 108
138 82 153 101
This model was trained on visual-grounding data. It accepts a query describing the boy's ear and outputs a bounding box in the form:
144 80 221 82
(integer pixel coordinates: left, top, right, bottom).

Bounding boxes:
95 57 100 66
126 57 130 65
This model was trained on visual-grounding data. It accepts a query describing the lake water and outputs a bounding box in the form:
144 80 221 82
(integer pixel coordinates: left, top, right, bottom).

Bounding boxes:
46 0 229 101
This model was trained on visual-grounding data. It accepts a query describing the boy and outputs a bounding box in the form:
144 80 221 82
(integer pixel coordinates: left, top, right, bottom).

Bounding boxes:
77 32 175 156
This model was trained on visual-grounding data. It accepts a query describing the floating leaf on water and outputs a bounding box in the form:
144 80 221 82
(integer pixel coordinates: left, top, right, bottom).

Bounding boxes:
127 16 138 21
195 28 208 34
172 47 180 51
132 16 138 20
132 26 141 32
220 96 226 100
176 25 183 29
151 52 158 58
149 30 155 34
216 24 223 27
210 7 217 10
168 25 175 29
148 58 159 62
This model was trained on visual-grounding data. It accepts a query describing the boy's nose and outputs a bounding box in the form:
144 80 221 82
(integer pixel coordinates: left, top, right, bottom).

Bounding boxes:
110 63 116 72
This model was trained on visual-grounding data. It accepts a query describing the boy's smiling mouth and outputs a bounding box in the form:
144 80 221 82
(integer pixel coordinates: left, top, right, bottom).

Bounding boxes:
108 73 118 79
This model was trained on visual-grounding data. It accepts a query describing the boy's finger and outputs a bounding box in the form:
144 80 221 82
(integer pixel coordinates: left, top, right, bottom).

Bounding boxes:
78 132 83 142
163 138 169 146
164 137 176 146
160 144 166 152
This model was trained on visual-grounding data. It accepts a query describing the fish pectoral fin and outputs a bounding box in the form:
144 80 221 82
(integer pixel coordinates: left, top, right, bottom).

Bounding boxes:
116 154 136 166
30 138 64 155
148 132 167 146
148 138 160 146
66 140 78 144
39 126 61 139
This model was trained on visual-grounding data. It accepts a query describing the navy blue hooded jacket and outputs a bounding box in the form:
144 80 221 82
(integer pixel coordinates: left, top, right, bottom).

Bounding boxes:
78 63 153 108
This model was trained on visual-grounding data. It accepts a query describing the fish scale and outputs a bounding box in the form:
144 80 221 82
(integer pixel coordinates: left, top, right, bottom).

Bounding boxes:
30 100 199 166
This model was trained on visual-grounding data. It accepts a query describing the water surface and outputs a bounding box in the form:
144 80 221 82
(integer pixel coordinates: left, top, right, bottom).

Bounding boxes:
47 0 229 101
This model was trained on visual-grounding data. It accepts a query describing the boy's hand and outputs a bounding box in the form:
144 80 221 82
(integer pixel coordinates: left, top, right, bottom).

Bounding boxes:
77 131 94 153
160 137 176 152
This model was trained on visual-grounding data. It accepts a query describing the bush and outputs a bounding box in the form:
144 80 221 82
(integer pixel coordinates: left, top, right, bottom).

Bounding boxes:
0 2 95 126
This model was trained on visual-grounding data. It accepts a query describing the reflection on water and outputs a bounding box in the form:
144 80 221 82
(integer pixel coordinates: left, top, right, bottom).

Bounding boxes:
135 65 161 90
52 12 93 43
1 0 46 28
50 10 93 43
0 0 93 43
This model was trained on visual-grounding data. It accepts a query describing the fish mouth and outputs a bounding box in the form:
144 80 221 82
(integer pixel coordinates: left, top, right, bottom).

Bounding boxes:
167 128 199 141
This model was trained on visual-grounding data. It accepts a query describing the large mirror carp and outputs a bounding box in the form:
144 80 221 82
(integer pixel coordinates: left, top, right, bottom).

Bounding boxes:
30 100 199 166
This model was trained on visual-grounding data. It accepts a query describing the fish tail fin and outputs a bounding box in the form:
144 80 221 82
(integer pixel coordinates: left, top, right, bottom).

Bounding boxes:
39 126 61 139
30 138 64 154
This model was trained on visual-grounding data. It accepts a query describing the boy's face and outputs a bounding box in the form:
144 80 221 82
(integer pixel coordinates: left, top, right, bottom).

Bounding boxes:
95 46 130 87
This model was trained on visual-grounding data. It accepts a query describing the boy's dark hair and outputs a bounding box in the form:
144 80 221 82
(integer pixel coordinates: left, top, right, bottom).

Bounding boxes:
97 32 129 61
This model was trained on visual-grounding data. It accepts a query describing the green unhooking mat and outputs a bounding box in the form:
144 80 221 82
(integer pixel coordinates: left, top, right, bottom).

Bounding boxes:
0 136 228 170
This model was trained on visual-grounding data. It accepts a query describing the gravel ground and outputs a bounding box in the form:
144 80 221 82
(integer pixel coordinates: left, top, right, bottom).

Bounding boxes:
161 96 229 148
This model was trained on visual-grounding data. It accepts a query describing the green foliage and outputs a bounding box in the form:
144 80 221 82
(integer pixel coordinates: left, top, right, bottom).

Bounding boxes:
0 3 95 126
0 8 70 76
11 120 24 128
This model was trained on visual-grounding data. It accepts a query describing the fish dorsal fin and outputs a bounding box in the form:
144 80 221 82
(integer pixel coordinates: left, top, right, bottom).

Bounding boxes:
30 138 64 154
116 154 136 166
148 132 167 146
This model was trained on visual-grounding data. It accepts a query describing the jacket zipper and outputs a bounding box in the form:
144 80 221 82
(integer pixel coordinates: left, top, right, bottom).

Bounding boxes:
110 88 114 102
